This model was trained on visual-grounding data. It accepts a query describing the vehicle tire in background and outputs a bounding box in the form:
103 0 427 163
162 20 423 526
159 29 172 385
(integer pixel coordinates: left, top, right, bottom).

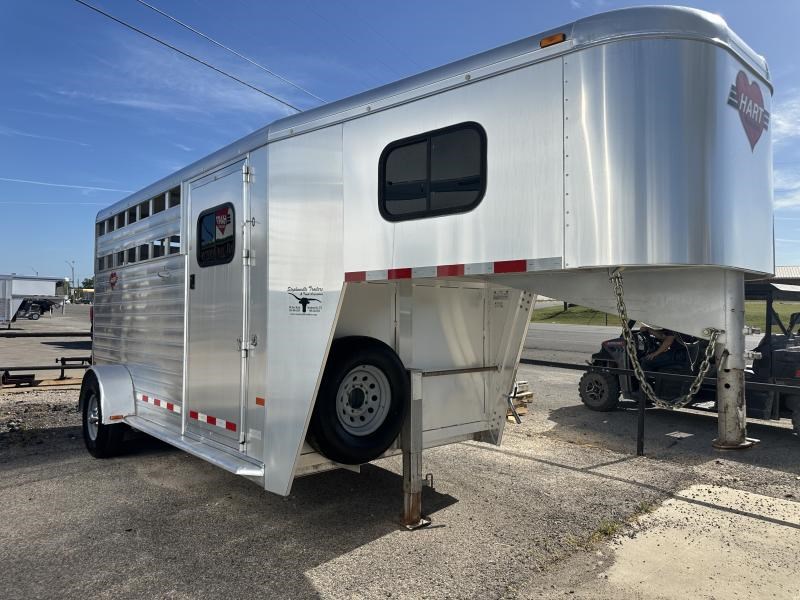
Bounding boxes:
29 312 39 320
80 374 124 458
579 371 621 411
309 336 408 465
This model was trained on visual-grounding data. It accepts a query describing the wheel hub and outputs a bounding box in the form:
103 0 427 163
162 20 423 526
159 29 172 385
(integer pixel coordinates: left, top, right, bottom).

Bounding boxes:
87 393 99 441
336 364 391 436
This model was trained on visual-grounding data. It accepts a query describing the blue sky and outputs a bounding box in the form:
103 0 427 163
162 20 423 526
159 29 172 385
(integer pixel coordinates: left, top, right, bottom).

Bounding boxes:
1 0 798 282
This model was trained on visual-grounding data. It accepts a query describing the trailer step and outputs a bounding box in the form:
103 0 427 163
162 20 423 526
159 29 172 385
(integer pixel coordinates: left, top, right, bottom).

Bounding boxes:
125 416 264 478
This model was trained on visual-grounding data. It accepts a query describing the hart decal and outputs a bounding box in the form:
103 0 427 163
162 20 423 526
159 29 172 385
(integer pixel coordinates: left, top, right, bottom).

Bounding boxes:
109 271 118 290
727 70 770 151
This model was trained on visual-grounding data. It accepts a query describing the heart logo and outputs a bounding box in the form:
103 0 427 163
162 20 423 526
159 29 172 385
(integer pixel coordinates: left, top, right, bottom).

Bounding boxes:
727 71 769 151
109 272 118 290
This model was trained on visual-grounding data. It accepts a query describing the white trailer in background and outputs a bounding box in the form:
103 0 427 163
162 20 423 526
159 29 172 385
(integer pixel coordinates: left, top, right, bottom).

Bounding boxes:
0 274 68 326
83 6 773 525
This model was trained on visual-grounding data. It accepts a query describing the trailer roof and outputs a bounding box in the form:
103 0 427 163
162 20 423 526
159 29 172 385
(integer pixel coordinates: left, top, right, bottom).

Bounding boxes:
98 5 770 221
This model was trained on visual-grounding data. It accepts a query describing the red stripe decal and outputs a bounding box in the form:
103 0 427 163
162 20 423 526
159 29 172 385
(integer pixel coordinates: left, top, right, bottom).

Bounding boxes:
206 415 217 426
154 398 161 407
225 421 237 432
142 394 149 402
493 259 527 274
388 268 412 280
345 271 366 282
166 402 174 411
437 264 465 277
189 410 198 419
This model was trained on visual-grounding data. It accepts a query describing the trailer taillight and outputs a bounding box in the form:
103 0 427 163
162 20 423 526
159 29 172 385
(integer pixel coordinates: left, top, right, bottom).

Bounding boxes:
794 368 800 378
540 33 566 48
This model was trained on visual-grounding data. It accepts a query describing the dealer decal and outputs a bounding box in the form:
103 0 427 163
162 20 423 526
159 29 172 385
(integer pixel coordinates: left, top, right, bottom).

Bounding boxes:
727 70 769 151
288 285 323 316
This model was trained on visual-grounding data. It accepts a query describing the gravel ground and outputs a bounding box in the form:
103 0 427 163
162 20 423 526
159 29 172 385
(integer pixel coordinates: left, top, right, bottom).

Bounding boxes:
1 364 799 598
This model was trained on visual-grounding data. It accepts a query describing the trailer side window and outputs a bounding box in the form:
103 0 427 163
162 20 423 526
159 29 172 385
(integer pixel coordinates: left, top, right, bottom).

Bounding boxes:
379 122 486 221
197 203 235 267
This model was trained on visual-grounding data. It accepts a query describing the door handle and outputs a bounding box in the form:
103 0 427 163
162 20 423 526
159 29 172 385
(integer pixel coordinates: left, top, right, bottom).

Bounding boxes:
189 274 195 289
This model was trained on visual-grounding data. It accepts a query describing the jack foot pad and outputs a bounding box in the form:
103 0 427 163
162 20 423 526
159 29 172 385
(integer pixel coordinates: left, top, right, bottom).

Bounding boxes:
712 437 759 450
403 517 431 531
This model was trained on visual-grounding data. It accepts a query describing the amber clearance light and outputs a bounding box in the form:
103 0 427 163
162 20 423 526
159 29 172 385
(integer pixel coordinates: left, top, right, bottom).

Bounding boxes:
540 33 566 48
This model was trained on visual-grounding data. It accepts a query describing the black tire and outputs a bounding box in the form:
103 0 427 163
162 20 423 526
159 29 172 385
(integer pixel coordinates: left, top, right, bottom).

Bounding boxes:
579 371 621 412
792 409 800 438
309 337 408 465
80 374 124 458
29 312 40 321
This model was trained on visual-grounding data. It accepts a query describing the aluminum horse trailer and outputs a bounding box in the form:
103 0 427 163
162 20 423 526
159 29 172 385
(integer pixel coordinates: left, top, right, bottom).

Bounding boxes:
83 6 773 524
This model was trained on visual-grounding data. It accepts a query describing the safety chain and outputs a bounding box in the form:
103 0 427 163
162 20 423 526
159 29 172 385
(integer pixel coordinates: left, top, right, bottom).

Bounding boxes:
610 270 721 410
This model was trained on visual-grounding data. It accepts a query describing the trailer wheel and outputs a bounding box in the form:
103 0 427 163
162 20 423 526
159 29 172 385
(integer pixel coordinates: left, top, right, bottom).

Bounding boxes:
310 337 407 465
80 375 123 458
579 371 620 412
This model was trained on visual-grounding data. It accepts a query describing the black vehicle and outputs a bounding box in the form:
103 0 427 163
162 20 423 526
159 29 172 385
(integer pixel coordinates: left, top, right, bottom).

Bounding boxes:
578 282 800 436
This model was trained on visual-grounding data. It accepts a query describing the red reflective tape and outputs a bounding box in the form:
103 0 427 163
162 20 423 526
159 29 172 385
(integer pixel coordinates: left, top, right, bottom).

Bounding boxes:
189 410 198 419
388 268 412 280
142 394 149 402
437 264 465 277
345 271 366 282
493 259 527 274
255 397 265 406
154 398 161 407
166 402 174 411
206 415 217 426
225 421 237 432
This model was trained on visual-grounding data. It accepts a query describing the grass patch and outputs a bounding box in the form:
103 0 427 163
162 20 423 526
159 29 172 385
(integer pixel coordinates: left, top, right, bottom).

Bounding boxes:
588 519 624 544
532 301 800 332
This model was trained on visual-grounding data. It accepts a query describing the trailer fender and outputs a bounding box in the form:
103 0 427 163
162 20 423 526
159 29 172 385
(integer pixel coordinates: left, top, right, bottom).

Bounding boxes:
80 365 136 424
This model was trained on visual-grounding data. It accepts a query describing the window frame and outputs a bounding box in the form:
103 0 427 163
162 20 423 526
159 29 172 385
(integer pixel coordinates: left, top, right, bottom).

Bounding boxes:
378 121 487 222
196 202 236 268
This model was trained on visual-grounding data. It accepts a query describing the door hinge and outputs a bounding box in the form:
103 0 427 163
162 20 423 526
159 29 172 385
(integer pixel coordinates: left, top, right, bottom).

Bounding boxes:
237 336 256 358
243 164 252 183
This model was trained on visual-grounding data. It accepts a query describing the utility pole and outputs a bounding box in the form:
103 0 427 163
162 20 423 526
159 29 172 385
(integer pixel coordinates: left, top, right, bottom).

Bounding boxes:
29 266 38 276
65 260 76 301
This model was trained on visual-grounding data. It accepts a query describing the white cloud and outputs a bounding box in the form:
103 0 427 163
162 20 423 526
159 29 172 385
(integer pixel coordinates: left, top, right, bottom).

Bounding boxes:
774 166 800 209
772 91 800 144
0 177 131 193
0 125 89 147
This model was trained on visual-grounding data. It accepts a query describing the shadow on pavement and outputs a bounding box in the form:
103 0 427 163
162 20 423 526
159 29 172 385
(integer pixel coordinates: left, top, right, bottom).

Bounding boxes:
544 401 800 475
41 340 92 351
0 423 458 599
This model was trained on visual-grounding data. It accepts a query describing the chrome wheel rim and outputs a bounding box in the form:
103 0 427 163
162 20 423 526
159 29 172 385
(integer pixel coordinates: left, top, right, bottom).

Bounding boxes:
87 393 100 441
336 365 391 436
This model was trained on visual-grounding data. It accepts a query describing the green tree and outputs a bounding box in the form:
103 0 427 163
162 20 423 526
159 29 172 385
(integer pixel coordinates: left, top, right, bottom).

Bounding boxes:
81 277 94 289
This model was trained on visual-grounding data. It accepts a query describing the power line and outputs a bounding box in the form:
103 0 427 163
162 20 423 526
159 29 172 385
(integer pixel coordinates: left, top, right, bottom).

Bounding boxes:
71 0 300 112
133 0 325 104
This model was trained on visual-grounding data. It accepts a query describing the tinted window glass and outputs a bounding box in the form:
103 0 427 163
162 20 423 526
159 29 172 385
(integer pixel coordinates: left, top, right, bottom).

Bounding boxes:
379 122 486 221
197 204 235 267
168 187 181 208
153 239 165 258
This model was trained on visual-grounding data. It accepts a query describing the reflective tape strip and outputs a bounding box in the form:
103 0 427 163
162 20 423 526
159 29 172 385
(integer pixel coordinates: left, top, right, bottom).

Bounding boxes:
137 393 181 415
345 257 562 283
189 410 237 432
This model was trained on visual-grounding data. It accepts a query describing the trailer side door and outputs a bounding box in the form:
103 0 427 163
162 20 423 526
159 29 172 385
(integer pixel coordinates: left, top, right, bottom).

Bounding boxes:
186 159 248 451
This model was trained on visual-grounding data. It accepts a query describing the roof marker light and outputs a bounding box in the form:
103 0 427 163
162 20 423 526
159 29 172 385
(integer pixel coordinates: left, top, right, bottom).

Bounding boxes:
540 33 566 48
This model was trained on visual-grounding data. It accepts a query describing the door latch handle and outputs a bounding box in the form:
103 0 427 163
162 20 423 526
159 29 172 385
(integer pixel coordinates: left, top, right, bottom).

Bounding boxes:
189 274 195 289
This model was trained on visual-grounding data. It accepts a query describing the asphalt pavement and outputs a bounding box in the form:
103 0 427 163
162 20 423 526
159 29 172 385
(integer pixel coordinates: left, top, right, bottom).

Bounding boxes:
1 318 799 599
